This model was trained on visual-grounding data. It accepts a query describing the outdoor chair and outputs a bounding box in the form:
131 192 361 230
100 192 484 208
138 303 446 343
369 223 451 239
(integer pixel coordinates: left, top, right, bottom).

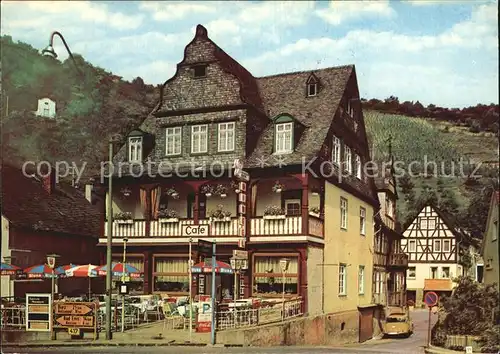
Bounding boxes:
162 303 183 330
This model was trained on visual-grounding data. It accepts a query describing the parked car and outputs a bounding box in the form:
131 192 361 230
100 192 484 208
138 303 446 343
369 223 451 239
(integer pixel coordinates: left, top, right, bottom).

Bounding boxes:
383 309 413 337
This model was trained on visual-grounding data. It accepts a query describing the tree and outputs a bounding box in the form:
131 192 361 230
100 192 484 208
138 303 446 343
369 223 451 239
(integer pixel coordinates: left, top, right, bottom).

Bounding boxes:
432 277 499 351
439 189 459 215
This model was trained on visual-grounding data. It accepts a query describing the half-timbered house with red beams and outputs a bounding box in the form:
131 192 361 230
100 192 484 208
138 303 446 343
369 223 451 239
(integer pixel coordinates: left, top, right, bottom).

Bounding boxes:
93 24 387 342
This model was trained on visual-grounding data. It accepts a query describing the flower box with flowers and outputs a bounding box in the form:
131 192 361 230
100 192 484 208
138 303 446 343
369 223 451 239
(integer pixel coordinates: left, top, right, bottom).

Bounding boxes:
114 212 133 224
272 181 285 194
209 205 232 222
158 209 179 223
309 206 321 218
263 205 286 220
165 187 180 199
201 185 214 198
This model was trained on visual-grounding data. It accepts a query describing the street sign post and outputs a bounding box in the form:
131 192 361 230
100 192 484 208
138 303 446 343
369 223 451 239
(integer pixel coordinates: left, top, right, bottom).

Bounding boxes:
26 293 52 332
54 301 98 340
424 291 439 348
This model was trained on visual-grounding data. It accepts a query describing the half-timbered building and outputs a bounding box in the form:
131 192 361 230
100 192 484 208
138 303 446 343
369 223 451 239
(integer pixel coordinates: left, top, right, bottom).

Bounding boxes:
93 24 381 343
401 204 465 306
372 159 408 309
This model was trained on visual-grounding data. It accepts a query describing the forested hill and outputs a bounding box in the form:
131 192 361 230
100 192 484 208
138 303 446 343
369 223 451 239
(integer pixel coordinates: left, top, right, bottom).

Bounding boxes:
1 35 157 176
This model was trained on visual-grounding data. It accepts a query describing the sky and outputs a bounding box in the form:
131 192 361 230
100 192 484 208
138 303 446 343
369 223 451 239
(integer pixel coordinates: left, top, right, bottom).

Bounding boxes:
1 0 498 108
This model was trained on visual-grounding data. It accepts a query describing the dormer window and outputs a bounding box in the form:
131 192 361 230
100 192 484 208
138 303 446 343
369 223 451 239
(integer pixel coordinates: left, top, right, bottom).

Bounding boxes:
275 122 293 154
306 74 319 97
193 65 207 78
128 136 142 162
346 98 355 117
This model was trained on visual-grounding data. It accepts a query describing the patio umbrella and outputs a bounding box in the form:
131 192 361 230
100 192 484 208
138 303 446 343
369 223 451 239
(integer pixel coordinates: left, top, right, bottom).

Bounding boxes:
23 264 57 279
55 263 78 278
96 262 142 278
64 264 100 299
1 262 22 276
191 260 233 274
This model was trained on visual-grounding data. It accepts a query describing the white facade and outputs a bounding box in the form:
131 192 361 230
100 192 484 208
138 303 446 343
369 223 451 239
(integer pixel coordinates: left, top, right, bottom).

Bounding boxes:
1 215 13 298
402 205 462 291
35 97 56 118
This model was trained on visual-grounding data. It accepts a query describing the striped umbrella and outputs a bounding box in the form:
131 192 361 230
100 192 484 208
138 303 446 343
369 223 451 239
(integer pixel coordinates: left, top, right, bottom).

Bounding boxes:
65 264 99 278
1 262 21 276
23 264 57 278
96 262 142 278
65 264 100 299
55 264 78 278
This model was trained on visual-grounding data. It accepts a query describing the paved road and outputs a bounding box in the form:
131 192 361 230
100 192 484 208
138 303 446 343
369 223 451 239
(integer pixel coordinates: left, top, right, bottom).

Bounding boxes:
2 310 437 354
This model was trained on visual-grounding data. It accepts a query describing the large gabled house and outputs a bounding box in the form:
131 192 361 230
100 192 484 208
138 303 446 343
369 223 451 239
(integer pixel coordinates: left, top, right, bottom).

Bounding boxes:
94 24 382 343
1 163 101 298
482 190 499 286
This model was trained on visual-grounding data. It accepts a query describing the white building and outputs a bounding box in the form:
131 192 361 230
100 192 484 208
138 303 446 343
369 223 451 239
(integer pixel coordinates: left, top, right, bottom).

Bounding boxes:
401 205 465 306
35 97 56 118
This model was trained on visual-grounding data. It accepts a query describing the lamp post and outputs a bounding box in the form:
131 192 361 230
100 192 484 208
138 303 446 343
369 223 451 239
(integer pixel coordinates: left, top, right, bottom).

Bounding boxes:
42 31 84 78
279 258 289 322
121 237 128 333
188 237 193 342
47 253 60 340
105 138 114 340
230 257 242 327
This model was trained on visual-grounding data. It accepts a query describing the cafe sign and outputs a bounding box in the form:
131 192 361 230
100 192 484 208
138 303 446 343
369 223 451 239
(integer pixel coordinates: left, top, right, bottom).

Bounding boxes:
26 293 52 332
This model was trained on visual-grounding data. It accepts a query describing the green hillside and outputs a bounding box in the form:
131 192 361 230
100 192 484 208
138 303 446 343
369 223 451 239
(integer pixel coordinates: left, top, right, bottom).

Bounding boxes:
364 110 498 240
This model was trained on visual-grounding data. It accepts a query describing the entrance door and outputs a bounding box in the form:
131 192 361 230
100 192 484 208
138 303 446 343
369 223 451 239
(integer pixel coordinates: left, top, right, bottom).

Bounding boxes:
359 308 374 343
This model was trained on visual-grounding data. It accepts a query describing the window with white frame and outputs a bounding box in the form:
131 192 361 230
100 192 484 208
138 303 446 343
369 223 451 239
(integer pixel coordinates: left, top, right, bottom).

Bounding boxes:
408 266 416 279
420 218 428 229
443 239 451 252
165 127 182 155
191 125 208 154
360 207 366 235
307 82 317 97
493 221 498 241
428 218 436 229
218 122 235 152
358 266 365 294
442 266 450 278
347 99 354 117
409 240 416 252
344 145 352 173
275 123 293 153
355 154 362 179
339 264 347 295
434 240 441 252
128 137 142 162
340 197 348 229
332 136 341 165
285 199 301 216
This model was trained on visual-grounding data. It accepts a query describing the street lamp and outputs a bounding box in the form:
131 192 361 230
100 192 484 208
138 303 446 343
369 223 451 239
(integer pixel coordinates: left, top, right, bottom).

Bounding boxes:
279 258 290 321
42 31 84 78
47 253 60 340
121 237 128 333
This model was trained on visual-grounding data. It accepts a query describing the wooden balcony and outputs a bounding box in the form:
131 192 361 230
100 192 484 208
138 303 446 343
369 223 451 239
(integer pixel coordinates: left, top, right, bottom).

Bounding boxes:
103 215 323 241
388 253 409 268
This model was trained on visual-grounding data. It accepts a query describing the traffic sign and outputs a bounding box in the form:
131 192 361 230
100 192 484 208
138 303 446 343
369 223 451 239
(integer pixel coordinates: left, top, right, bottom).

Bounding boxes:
56 315 94 327
55 303 93 315
233 250 248 259
198 239 214 257
26 293 52 332
424 291 439 307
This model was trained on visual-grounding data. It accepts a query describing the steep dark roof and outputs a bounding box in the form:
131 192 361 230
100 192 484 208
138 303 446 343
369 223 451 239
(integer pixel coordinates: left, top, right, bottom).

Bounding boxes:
1 164 100 238
246 66 353 167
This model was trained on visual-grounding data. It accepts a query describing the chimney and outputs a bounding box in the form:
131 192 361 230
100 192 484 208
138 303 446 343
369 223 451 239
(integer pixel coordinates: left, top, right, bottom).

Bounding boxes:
40 164 56 194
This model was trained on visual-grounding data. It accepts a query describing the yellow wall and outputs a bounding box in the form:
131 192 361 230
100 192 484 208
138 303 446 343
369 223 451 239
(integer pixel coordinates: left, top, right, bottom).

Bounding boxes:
483 200 499 286
323 181 374 313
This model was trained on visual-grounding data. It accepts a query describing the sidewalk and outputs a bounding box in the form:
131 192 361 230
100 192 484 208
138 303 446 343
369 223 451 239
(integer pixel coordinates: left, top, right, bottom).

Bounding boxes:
4 322 213 348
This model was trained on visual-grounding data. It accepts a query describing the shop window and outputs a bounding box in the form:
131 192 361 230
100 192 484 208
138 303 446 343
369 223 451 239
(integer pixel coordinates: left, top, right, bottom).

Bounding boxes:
153 256 189 293
253 255 298 295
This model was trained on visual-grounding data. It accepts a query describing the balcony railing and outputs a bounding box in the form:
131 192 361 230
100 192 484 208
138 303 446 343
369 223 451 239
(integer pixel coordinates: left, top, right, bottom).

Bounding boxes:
103 216 324 239
389 253 409 267
250 216 302 235
104 220 147 237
